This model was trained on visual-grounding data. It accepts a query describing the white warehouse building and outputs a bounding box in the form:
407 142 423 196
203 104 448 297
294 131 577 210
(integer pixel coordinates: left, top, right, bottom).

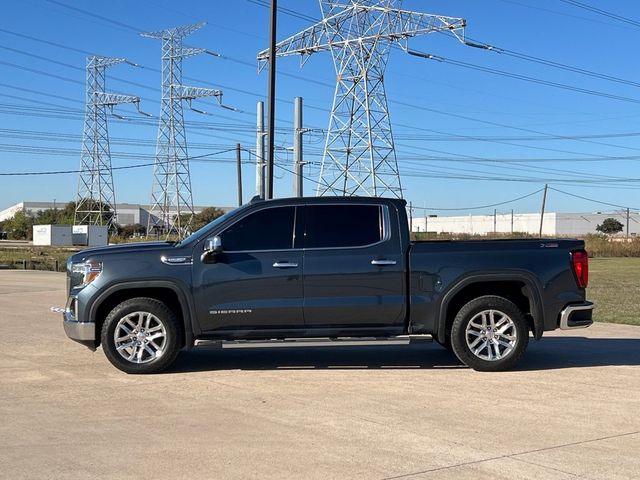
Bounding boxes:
411 212 640 237
0 201 234 226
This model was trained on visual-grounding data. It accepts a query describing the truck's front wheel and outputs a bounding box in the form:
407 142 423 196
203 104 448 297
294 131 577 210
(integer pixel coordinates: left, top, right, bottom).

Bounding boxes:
101 297 182 374
450 295 529 372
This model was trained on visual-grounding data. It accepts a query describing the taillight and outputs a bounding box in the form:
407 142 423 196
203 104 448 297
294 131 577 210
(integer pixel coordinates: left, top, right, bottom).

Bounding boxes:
571 250 589 288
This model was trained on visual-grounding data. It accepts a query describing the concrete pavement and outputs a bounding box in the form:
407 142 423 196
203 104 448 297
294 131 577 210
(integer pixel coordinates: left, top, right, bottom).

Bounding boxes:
0 270 638 479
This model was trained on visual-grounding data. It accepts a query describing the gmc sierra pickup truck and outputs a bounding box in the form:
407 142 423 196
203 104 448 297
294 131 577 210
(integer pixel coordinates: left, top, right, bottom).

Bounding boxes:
61 196 593 374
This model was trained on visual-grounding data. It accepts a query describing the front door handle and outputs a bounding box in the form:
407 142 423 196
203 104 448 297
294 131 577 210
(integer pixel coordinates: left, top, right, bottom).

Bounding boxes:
273 261 299 268
371 259 397 266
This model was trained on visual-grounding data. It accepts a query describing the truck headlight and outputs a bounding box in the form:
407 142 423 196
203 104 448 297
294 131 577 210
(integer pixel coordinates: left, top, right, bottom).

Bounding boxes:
72 261 103 288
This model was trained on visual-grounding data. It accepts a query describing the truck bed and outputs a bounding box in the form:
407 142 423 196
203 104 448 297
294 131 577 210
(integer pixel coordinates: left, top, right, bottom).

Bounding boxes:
408 238 586 337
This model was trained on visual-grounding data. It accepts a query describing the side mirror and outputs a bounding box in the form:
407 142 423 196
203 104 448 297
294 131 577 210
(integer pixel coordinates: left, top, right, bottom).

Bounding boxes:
204 235 223 254
202 235 223 263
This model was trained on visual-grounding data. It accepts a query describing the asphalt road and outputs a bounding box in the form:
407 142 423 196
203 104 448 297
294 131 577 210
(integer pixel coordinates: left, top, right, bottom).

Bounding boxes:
1 270 639 480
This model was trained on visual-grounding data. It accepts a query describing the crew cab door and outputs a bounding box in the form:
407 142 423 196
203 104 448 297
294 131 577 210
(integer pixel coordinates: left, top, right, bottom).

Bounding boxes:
301 203 406 329
192 205 304 332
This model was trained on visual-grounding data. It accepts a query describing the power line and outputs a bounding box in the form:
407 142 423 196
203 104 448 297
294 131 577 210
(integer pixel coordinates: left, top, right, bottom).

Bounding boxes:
558 0 640 28
436 30 640 90
496 0 639 31
43 0 141 33
549 187 640 211
406 49 640 106
0 148 242 176
411 188 544 211
3 18 636 158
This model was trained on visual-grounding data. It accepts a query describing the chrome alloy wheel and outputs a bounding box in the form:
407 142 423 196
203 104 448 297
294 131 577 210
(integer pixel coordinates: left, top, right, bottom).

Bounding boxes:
465 309 517 361
114 311 167 364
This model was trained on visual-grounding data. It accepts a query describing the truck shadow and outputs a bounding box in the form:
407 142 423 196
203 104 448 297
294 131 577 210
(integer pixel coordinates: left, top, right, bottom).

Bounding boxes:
167 337 640 373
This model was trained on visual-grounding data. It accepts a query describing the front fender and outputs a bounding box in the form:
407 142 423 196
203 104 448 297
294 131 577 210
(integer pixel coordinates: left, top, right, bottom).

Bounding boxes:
88 279 197 349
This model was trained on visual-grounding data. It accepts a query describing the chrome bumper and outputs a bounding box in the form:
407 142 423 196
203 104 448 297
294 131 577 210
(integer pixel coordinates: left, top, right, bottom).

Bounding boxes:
63 310 95 341
62 294 95 345
559 302 594 330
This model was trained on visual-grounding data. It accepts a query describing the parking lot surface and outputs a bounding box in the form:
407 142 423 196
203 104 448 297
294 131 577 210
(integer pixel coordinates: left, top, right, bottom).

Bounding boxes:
1 270 639 479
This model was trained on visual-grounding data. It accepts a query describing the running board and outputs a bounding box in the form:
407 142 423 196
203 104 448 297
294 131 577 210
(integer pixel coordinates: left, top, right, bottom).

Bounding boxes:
194 334 433 349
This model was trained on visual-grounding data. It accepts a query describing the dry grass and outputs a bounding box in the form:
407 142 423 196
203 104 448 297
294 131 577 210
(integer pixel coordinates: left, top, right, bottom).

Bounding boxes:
0 246 79 272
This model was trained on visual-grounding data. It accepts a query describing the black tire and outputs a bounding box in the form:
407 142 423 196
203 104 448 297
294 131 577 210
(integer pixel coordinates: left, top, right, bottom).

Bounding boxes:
101 297 182 374
450 295 529 372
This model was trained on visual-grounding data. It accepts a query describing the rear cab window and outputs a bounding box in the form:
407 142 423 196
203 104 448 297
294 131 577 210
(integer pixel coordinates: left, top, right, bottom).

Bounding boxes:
302 204 384 249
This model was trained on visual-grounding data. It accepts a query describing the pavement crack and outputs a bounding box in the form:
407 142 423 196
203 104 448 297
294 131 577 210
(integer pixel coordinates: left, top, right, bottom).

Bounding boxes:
380 430 640 479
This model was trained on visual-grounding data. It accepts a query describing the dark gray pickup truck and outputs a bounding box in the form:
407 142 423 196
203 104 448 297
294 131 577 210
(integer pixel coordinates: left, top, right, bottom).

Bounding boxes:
61 196 593 374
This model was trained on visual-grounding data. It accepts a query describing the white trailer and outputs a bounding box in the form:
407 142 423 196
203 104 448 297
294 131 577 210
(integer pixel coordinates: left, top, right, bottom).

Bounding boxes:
32 225 73 246
72 225 108 246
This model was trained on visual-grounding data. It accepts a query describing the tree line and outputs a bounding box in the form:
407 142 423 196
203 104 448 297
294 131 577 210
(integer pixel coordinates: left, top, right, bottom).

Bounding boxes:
0 202 226 240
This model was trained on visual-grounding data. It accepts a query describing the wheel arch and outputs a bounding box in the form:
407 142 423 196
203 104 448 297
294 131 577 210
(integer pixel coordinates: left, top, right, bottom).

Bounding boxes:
89 280 196 349
436 273 544 343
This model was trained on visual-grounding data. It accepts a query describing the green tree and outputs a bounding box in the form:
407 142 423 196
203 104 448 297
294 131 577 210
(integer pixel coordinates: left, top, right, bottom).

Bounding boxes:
175 207 226 234
120 223 146 238
193 207 226 230
596 218 624 235
4 210 35 240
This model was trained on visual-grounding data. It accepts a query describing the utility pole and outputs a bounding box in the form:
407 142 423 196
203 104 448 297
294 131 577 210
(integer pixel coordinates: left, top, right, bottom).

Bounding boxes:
256 101 265 198
142 22 223 238
257 1 466 198
627 207 630 239
236 143 243 206
511 209 514 235
75 56 142 232
266 0 278 199
409 202 413 232
539 184 548 237
293 96 304 197
493 209 497 234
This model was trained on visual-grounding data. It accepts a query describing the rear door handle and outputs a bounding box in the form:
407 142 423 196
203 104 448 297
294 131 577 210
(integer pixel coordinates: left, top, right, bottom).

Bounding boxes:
273 261 299 268
371 259 397 266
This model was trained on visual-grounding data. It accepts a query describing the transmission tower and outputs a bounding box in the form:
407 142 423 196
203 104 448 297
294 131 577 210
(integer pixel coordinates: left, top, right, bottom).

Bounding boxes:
75 56 141 231
257 0 466 198
142 22 222 238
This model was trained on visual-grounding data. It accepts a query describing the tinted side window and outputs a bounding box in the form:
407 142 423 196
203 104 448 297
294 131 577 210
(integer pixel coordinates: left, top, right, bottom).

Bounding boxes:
222 206 295 251
304 205 382 248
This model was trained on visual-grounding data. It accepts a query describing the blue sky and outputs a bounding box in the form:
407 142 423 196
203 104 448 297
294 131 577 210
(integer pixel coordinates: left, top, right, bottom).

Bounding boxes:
2 0 640 216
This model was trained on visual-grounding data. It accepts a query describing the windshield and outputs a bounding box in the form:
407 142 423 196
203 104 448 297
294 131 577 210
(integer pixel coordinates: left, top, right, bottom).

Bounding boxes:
175 207 241 247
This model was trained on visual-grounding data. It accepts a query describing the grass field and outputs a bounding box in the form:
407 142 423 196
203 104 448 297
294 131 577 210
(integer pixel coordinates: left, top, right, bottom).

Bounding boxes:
0 246 637 326
588 257 640 326
0 246 77 272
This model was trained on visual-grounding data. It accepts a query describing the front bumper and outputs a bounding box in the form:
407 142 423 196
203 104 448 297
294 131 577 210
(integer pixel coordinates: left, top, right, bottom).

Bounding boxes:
63 310 95 341
559 301 594 330
62 295 96 349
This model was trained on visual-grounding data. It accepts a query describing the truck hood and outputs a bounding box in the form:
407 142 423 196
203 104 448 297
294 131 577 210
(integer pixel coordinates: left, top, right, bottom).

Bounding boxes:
70 241 176 262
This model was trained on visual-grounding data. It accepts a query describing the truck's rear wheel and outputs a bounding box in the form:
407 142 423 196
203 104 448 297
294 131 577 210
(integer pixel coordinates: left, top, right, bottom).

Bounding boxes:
450 295 529 372
101 297 182 374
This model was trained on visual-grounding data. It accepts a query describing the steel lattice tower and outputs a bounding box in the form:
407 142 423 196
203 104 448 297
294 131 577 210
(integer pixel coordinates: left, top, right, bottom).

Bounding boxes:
258 1 465 198
142 22 222 238
75 56 141 230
